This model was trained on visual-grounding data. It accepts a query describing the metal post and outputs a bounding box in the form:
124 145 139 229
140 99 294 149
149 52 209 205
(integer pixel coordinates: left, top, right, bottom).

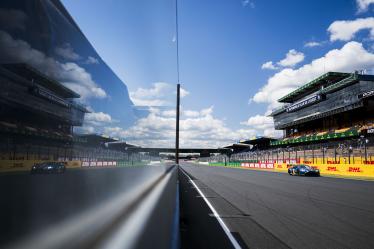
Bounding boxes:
175 84 180 164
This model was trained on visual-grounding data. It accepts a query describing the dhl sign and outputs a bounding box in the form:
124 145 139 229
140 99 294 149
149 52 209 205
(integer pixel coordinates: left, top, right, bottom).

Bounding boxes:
348 167 361 173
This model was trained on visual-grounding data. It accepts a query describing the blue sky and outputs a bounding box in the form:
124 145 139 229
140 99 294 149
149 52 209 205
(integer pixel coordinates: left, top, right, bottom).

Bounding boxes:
61 0 374 147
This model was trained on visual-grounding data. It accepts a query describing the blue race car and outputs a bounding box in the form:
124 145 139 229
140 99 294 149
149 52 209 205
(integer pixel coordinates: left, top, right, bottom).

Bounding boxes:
31 162 66 174
288 165 320 176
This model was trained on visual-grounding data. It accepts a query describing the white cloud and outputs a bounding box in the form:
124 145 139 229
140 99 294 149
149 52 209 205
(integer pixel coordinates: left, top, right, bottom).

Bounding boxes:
85 56 99 65
261 49 305 70
241 114 273 130
74 126 95 134
253 41 374 107
85 112 112 123
59 62 107 99
77 111 116 134
55 43 81 61
261 61 277 70
180 87 190 97
241 0 255 8
328 17 374 41
161 110 176 117
160 107 213 118
0 31 107 100
356 0 374 13
241 114 282 138
103 107 256 148
304 41 322 47
183 110 200 117
130 82 189 106
277 49 305 67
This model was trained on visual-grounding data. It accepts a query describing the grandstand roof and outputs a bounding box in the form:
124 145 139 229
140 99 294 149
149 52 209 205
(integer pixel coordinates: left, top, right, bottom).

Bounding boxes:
239 136 276 145
278 72 350 103
106 141 139 151
2 63 80 98
74 134 117 145
223 143 250 154
223 143 251 149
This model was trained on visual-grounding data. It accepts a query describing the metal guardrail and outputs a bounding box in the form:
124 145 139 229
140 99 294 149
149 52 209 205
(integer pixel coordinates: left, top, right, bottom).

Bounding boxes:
7 164 179 249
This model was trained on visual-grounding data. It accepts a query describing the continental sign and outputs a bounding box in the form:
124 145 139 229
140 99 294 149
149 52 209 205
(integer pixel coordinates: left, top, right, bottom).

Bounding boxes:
286 95 322 113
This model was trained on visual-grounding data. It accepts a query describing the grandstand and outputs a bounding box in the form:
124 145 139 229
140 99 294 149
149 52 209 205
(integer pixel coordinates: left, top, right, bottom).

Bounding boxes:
0 63 88 140
0 63 148 169
270 71 374 147
211 71 374 168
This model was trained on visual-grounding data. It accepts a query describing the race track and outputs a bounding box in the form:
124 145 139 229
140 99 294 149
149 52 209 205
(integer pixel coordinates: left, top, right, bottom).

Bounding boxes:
180 162 374 249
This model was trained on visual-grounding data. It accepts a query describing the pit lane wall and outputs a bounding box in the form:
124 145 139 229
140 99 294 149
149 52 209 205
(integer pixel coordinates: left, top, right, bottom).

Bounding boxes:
208 160 374 179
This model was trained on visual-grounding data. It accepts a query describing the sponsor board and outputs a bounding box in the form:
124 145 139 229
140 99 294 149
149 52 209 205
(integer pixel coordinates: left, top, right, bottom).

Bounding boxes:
237 161 374 178
367 128 374 134
327 166 337 171
286 95 322 112
241 162 274 169
348 167 361 173
358 90 374 99
82 161 117 167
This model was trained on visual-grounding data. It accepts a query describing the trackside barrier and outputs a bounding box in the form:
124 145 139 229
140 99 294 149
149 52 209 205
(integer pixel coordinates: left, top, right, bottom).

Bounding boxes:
207 161 374 179
209 161 242 167
0 160 46 172
0 159 150 173
0 160 84 172
272 163 374 178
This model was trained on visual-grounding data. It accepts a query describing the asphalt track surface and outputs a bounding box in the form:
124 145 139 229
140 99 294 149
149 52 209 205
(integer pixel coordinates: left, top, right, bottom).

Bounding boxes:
0 165 174 248
180 162 374 249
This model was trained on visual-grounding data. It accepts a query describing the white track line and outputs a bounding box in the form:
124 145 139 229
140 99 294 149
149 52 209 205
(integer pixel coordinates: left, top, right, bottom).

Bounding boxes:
180 167 242 249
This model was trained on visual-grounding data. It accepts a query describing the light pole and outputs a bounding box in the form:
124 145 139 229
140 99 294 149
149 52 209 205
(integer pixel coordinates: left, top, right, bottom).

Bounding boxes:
175 84 180 165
